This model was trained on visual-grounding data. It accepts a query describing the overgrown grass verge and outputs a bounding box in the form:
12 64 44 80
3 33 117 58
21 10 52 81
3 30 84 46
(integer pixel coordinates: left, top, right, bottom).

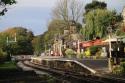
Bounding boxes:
112 62 125 76
0 61 17 70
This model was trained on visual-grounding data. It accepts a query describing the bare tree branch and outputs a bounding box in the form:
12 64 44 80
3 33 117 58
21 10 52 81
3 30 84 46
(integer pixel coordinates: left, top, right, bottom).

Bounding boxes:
52 0 84 24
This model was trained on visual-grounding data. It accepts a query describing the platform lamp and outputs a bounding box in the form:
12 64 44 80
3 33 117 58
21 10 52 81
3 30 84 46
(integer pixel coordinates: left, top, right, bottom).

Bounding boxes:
107 26 112 72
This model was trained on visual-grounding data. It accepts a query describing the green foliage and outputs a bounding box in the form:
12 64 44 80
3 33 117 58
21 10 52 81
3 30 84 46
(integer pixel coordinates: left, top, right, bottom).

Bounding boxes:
65 48 76 58
1 0 16 5
40 18 82 48
32 36 42 56
0 61 17 69
0 49 7 57
121 62 125 74
85 0 107 14
112 62 125 75
84 48 91 57
42 19 65 46
0 48 7 61
12 27 34 55
0 0 16 15
76 23 82 33
116 22 125 36
81 9 121 40
0 33 7 50
84 46 102 58
77 53 84 59
41 19 82 47
112 65 123 75
90 46 101 55
0 34 8 61
0 27 34 56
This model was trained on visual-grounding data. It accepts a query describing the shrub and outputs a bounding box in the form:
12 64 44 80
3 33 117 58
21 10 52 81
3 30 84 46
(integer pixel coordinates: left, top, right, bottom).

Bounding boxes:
113 62 125 75
0 49 7 62
65 49 76 58
90 46 101 55
84 48 91 57
77 53 84 59
121 62 125 74
112 65 122 75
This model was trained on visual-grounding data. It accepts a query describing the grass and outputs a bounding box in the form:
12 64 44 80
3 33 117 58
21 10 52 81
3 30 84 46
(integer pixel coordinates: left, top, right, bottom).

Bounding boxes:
0 61 17 69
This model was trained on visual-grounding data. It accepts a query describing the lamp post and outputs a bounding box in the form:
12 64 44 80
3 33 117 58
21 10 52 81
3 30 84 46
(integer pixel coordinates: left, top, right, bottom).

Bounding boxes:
48 44 51 56
107 26 112 72
77 40 80 58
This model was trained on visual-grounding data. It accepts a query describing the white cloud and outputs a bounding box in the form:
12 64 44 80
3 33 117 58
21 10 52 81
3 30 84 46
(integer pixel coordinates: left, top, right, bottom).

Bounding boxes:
16 0 57 8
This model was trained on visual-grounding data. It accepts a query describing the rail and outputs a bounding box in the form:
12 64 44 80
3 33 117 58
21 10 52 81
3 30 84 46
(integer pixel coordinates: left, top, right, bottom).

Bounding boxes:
22 61 125 83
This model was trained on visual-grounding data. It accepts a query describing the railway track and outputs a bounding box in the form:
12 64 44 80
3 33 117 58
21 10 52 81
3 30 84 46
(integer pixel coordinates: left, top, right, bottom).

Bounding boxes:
22 61 125 83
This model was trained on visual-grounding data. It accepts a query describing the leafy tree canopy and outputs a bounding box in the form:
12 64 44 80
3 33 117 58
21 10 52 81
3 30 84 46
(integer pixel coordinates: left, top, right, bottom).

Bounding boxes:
44 19 66 43
32 36 43 56
85 0 107 14
0 0 16 15
0 27 34 55
81 9 122 40
52 0 84 29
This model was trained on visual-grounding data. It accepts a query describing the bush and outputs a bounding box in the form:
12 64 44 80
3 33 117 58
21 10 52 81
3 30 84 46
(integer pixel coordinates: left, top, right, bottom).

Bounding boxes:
0 49 7 62
77 53 84 59
112 65 122 75
0 61 17 69
84 48 91 57
65 49 76 58
113 62 125 75
121 62 125 74
90 46 101 55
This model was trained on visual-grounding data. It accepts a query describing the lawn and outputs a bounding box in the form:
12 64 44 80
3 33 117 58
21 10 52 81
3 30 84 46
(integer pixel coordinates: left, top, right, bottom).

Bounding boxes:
0 61 17 69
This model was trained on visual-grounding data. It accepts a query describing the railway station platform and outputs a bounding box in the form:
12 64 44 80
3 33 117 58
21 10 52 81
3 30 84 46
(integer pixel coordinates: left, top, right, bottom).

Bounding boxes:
78 58 109 75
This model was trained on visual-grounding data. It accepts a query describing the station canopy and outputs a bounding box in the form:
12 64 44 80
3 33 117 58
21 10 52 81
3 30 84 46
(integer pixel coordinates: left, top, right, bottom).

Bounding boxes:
80 39 104 48
80 36 125 48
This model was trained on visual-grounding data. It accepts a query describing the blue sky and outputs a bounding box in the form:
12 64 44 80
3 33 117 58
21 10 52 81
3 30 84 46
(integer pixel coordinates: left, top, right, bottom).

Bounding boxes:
0 0 125 35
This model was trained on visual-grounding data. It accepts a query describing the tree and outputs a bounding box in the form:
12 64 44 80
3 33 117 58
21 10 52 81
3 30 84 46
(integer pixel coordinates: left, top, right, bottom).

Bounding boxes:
32 36 42 56
65 48 76 58
0 27 34 61
0 0 16 15
43 19 66 44
2 27 34 55
52 0 84 28
116 22 125 36
0 33 8 60
81 9 122 40
85 0 107 14
15 27 34 55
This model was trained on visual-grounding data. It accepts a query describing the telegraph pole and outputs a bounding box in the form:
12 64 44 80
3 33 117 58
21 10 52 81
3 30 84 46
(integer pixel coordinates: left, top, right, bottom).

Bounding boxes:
77 40 80 58
108 34 112 71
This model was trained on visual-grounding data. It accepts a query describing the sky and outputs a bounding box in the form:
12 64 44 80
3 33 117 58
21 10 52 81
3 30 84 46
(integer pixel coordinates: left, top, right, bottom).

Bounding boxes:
0 0 125 35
